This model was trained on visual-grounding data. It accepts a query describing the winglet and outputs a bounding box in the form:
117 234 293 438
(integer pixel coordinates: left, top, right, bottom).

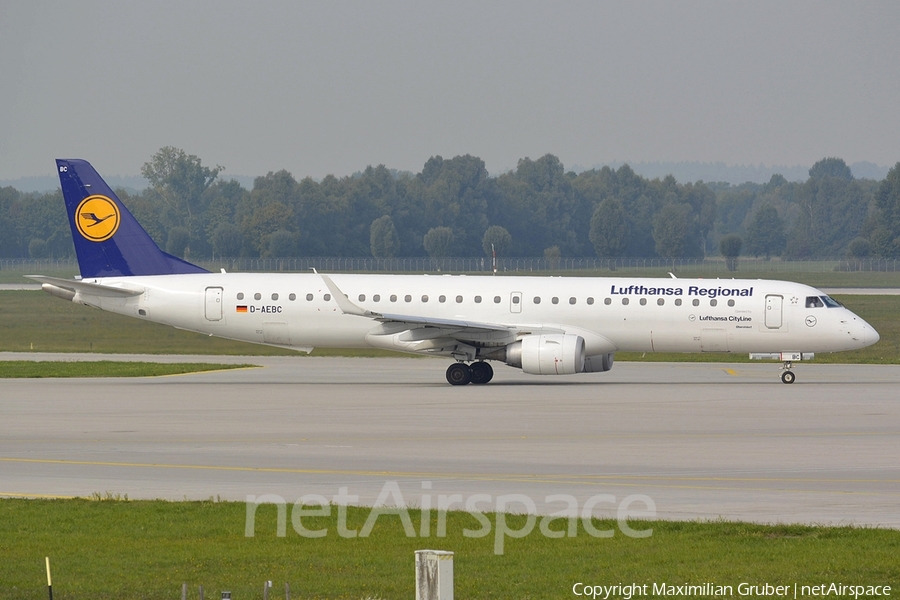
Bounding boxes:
319 274 377 317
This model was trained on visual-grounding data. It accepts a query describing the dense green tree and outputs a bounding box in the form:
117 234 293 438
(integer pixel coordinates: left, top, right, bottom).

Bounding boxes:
370 215 400 258
653 203 693 260
544 245 562 269
141 147 223 254
405 155 490 255
789 170 867 257
28 238 49 259
589 198 627 258
210 223 243 258
242 201 294 256
13 191 73 258
264 229 298 257
745 204 786 259
846 237 871 258
680 182 717 254
871 162 900 257
809 157 853 180
482 225 512 257
423 226 454 258
719 233 743 271
7 149 890 264
0 187 21 256
203 180 250 246
165 226 190 258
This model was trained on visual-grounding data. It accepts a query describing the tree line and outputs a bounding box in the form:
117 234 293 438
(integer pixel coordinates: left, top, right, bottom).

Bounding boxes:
2 148 899 262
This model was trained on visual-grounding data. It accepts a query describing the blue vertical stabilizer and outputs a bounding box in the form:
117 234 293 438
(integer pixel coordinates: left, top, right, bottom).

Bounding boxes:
57 159 208 278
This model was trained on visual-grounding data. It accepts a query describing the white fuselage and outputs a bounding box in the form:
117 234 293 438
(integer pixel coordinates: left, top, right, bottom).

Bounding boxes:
71 273 878 358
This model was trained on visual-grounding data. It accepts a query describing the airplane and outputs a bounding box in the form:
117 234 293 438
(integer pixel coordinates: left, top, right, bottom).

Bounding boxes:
31 159 880 385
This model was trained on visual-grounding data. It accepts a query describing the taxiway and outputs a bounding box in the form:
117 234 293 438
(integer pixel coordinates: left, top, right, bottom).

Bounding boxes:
1 355 898 527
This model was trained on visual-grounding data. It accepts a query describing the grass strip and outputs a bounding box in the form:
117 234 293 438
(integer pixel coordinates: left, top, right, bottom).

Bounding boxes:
0 498 896 599
0 361 254 378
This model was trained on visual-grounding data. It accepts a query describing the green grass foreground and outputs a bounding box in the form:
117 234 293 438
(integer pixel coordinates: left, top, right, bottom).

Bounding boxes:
0 361 254 378
0 499 896 599
1 290 898 363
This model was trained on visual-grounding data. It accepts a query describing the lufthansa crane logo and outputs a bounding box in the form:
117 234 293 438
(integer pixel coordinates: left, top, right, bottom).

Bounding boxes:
75 195 120 242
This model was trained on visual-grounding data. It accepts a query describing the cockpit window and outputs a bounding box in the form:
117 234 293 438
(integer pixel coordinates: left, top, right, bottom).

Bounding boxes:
805 296 824 308
820 295 842 308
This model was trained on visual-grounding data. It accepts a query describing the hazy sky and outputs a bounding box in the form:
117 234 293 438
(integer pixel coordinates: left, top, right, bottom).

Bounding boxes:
2 1 899 181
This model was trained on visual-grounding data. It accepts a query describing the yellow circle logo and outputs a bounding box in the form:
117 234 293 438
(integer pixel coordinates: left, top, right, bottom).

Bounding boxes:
75 195 120 242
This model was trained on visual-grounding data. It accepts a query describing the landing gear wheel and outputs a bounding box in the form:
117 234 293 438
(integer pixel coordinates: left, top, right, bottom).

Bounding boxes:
446 363 472 386
470 361 494 384
781 370 795 384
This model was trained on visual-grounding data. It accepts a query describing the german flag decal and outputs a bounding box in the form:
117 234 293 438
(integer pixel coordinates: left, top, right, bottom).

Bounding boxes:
236 305 248 313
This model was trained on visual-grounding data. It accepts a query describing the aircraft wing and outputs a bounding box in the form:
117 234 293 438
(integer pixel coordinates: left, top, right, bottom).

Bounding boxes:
320 273 513 332
319 274 566 354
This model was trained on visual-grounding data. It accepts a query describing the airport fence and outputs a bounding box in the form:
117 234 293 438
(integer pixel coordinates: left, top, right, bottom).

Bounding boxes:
3 256 900 277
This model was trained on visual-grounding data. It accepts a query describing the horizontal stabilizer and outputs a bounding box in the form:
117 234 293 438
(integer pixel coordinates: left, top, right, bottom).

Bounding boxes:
26 275 144 298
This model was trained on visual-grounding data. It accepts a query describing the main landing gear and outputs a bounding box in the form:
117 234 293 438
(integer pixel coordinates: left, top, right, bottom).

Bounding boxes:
780 361 796 384
446 361 494 386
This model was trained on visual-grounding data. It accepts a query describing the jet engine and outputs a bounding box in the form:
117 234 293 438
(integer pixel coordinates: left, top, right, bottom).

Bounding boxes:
583 352 615 372
505 334 586 375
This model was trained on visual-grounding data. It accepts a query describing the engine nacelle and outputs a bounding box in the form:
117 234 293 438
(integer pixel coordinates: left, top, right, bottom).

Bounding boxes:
506 334 586 375
583 353 615 373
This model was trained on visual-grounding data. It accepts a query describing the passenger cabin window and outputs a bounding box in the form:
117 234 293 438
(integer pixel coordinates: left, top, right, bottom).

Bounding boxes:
639 298 647 306
675 298 682 306
306 293 313 301
456 295 463 303
727 299 735 307
405 295 412 302
657 298 665 306
552 297 559 305
474 296 482 303
513 296 520 304
604 298 611 305
587 297 594 305
289 293 296 301
534 297 541 304
710 299 717 307
692 299 700 306
324 294 331 301
439 295 446 303
622 298 630 305
390 294 398 302
237 292 244 300
359 294 366 302
806 296 825 308
422 295 429 302
569 297 576 305
254 293 262 300
271 293 279 300
494 296 501 304
373 294 380 302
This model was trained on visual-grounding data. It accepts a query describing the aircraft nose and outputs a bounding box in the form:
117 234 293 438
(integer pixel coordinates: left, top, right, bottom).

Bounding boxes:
864 321 880 346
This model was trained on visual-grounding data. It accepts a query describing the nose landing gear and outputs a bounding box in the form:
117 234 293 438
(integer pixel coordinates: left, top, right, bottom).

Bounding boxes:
780 360 795 384
446 361 494 386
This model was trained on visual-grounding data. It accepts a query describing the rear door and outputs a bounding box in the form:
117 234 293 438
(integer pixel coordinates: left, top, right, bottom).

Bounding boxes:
205 287 223 321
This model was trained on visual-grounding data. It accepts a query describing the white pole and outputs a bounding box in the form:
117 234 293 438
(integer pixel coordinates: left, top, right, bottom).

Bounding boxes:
415 550 453 600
